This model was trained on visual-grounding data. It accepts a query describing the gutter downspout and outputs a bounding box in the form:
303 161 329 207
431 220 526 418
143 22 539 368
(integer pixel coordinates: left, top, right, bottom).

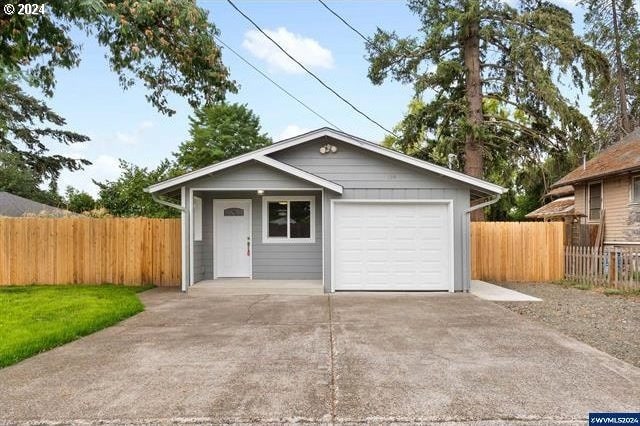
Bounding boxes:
149 190 188 293
462 194 502 292
150 192 185 212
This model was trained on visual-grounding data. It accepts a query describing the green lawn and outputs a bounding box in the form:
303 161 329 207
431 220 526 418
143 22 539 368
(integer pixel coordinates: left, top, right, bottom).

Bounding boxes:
0 285 152 368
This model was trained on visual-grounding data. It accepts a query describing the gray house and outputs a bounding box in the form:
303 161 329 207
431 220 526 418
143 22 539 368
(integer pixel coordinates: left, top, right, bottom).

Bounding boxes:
147 128 505 293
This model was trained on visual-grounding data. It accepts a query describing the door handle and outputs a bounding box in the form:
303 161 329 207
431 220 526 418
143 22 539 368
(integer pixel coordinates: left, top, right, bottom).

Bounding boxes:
247 237 251 256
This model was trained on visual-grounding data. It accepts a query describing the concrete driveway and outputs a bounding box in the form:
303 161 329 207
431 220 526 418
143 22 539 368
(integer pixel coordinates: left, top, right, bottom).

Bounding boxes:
1 288 639 425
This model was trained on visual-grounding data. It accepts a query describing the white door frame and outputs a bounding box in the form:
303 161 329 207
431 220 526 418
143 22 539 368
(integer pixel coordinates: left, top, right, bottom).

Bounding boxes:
213 199 253 279
330 199 455 292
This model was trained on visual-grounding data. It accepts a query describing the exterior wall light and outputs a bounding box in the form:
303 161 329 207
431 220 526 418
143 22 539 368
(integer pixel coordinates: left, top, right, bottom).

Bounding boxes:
319 144 338 154
257 190 264 195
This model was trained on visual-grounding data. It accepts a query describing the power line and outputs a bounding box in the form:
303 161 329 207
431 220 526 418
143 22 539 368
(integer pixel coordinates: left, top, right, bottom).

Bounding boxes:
316 0 371 46
225 0 398 137
214 35 343 131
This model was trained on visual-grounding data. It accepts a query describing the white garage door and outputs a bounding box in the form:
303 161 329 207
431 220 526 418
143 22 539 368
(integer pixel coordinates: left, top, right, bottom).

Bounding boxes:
332 201 452 291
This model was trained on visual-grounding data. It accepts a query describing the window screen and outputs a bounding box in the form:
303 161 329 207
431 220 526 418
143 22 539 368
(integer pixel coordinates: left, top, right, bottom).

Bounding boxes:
268 202 288 237
589 182 602 221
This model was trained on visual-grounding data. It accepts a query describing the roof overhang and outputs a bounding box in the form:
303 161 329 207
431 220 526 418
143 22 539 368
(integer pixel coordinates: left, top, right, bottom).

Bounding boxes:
147 128 506 195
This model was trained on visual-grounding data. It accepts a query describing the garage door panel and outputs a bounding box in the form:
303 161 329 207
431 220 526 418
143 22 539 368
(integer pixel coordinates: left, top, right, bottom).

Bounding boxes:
333 202 451 291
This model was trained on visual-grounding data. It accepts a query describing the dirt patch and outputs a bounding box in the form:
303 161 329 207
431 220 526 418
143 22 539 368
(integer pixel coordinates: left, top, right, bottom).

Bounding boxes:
499 282 640 368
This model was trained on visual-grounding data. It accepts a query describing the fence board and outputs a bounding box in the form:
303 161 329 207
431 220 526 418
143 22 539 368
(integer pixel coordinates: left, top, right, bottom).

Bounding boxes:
471 222 565 282
564 245 640 289
0 218 181 286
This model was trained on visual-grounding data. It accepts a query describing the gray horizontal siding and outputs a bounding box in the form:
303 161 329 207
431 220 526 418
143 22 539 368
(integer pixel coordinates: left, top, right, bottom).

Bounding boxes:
187 160 318 189
270 138 467 190
191 191 322 281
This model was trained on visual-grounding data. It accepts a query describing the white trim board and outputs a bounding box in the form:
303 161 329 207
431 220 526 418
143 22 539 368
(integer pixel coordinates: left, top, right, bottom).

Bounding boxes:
147 128 506 195
330 199 455 293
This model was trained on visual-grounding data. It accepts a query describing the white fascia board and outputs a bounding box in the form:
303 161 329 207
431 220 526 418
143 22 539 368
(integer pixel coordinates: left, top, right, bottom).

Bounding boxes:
253 156 343 194
147 127 506 195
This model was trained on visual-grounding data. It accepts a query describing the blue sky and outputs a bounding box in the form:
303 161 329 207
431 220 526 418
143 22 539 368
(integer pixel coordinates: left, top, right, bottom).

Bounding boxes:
46 0 595 196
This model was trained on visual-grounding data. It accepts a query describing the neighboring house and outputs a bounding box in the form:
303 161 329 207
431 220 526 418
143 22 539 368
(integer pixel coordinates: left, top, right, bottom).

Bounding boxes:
525 185 580 222
0 192 73 217
550 128 640 246
147 128 505 293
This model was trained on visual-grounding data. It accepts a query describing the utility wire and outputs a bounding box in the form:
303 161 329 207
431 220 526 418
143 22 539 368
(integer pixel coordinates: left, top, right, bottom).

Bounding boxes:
225 0 398 137
316 0 372 46
214 35 342 131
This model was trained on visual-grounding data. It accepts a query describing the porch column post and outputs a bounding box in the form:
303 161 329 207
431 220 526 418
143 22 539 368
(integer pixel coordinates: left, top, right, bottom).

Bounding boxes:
181 186 190 292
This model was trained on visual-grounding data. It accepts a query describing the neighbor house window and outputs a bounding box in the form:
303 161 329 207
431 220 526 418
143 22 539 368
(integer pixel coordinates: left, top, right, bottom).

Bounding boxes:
633 176 640 203
588 182 602 221
262 196 314 243
193 196 202 241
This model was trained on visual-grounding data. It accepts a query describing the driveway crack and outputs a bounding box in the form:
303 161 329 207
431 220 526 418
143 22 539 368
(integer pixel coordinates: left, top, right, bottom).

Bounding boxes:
327 294 337 424
245 295 270 323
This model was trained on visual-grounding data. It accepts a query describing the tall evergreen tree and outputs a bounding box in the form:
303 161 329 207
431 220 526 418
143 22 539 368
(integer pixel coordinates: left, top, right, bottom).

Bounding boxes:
367 0 607 218
174 103 271 171
0 0 236 184
581 0 640 146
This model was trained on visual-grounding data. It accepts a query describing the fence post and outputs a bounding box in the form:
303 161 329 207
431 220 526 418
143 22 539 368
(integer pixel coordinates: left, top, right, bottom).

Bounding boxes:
609 249 616 287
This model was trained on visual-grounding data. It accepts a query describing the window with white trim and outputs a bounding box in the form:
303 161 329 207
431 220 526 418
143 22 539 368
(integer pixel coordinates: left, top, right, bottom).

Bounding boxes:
632 176 640 203
193 196 202 241
588 182 602 221
262 196 315 243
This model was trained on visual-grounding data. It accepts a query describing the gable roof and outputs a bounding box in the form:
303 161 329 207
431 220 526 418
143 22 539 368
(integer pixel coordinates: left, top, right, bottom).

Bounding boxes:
0 192 73 217
525 196 580 219
147 128 506 195
545 185 574 199
553 128 640 187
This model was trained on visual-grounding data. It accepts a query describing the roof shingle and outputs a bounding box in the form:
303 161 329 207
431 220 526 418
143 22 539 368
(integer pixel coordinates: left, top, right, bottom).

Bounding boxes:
553 128 640 187
0 192 74 217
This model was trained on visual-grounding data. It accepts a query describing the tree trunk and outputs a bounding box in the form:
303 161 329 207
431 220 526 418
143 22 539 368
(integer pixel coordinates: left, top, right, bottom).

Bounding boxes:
463 1 484 221
611 0 631 133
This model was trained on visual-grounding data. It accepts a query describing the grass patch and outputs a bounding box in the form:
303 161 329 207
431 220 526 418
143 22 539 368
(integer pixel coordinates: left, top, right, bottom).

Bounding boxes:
554 279 592 290
0 285 152 368
554 279 640 299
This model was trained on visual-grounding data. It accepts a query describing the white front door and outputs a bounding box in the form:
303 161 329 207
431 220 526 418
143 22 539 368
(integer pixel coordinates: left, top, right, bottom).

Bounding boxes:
214 199 252 278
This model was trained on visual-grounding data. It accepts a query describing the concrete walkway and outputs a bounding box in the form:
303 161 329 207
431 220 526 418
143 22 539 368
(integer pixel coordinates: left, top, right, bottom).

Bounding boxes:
471 280 542 301
191 278 324 295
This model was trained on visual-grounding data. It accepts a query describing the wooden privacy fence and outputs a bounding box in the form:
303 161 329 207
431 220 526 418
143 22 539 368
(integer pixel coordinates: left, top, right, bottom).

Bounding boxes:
0 218 181 286
565 246 640 289
471 222 565 282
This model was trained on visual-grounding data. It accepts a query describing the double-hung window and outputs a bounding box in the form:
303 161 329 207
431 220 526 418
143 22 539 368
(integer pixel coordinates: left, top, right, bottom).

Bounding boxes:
632 176 640 203
588 182 602 221
262 196 315 243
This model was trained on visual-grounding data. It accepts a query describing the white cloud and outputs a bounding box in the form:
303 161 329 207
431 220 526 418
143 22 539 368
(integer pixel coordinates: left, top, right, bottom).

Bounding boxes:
277 125 309 140
242 27 334 74
58 155 121 197
115 120 154 145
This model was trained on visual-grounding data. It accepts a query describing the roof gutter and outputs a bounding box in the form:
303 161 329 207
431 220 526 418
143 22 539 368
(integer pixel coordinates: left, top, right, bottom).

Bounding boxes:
461 194 502 293
149 191 185 212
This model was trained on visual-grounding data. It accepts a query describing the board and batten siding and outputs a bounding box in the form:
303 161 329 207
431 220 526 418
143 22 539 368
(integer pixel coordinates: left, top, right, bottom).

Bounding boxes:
575 175 640 244
270 137 471 291
192 191 323 281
